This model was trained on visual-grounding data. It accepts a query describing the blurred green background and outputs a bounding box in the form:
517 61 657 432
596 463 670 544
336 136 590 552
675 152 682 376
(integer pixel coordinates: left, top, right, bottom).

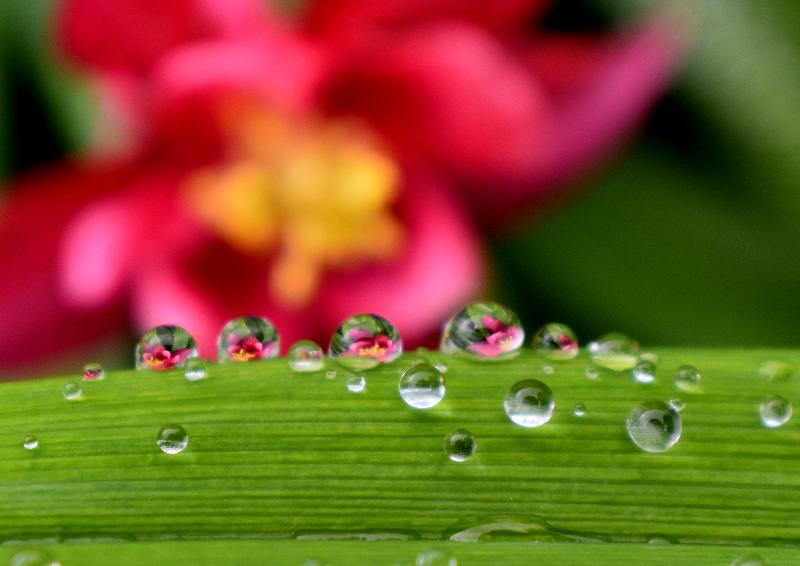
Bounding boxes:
2 0 800 347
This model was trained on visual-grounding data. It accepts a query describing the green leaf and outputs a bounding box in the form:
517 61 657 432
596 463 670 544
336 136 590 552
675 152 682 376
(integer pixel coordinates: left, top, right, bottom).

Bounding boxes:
0 349 798 562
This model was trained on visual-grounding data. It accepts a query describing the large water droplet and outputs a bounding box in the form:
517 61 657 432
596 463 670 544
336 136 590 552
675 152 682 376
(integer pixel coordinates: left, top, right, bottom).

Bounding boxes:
157 424 188 454
632 360 657 384
626 401 682 453
589 333 639 371
415 550 457 566
674 365 703 394
184 357 207 382
23 435 39 450
63 381 82 400
346 373 366 393
573 403 586 417
135 325 198 371
759 360 793 382
329 314 402 370
217 316 280 362
288 340 325 372
759 394 792 428
532 323 578 361
441 302 524 360
444 429 476 462
398 363 446 409
503 379 555 428
82 362 105 381
731 554 767 566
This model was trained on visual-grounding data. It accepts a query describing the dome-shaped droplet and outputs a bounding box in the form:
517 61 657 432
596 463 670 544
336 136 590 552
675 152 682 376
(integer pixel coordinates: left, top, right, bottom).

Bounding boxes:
632 360 657 384
444 429 476 462
63 381 82 400
23 435 39 450
324 370 337 380
759 394 792 428
329 314 402 370
398 363 446 409
758 360 793 382
573 403 587 417
156 424 188 454
503 379 555 428
731 553 767 566
184 357 207 382
288 340 325 372
217 316 279 362
585 365 600 380
589 333 639 371
82 362 105 381
441 302 524 360
668 398 685 412
135 325 198 371
674 365 703 394
626 401 682 453
346 373 366 393
532 323 579 361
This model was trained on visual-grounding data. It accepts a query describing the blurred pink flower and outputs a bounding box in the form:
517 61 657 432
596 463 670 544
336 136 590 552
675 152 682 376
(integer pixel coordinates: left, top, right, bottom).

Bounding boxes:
0 0 687 369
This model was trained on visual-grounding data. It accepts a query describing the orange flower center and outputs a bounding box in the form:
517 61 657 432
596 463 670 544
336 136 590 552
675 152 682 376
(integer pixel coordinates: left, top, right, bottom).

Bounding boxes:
359 344 387 357
185 101 404 307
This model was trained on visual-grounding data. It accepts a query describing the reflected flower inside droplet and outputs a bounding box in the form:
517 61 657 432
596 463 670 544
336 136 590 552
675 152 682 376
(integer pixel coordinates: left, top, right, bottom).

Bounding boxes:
135 325 198 371
329 314 402 370
441 302 524 360
532 322 579 361
217 316 280 362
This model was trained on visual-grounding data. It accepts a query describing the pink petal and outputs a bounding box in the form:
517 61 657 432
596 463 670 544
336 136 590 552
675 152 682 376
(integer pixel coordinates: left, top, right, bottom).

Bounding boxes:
467 341 504 358
481 315 504 334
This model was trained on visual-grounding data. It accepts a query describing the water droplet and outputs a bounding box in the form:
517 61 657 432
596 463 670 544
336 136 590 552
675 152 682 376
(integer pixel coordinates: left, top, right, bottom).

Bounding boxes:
532 322 579 361
81 362 105 381
585 365 600 380
759 394 792 428
63 381 82 400
23 435 39 450
184 357 207 382
647 535 678 544
324 370 337 380
541 365 554 375
674 364 703 394
573 403 586 417
288 340 325 372
444 429 476 462
441 302 524 360
135 325 198 371
503 379 555 428
632 360 657 384
415 550 457 566
626 401 682 453
589 333 639 371
346 374 366 393
434 361 448 373
10 549 57 566
398 363 446 409
759 360 793 382
217 316 280 362
731 554 767 566
668 398 685 412
640 352 659 365
156 424 188 454
329 314 402 370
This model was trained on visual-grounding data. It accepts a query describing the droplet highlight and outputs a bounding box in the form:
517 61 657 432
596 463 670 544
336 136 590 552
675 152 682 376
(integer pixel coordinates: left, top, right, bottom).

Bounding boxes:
503 379 555 428
668 398 685 412
626 401 682 453
398 363 446 409
325 370 337 380
346 373 366 393
81 362 105 381
23 435 39 450
573 403 586 417
632 360 657 384
329 313 402 370
135 325 198 371
288 340 325 372
444 429 476 462
441 302 524 360
589 333 639 371
674 364 703 394
184 357 207 382
217 316 280 362
759 394 792 428
532 322 579 361
156 424 188 454
63 381 82 400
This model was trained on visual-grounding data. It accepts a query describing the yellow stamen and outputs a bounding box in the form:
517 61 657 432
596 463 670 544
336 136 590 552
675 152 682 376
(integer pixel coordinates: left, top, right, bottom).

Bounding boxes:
359 344 386 358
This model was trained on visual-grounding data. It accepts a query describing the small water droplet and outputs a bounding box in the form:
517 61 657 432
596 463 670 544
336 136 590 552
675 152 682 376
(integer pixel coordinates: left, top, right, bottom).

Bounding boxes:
434 361 448 373
730 554 767 566
63 381 82 400
503 379 555 428
759 360 793 382
647 535 678 545
136 325 198 371
415 550 457 566
541 365 554 375
441 302 524 360
288 340 325 372
632 360 657 384
23 435 39 450
444 429 476 462
346 373 366 393
156 424 188 454
81 362 105 381
759 395 792 428
626 401 682 453
589 333 639 371
674 365 703 394
217 316 280 362
10 549 57 566
324 370 337 380
184 357 207 382
532 322 579 361
585 365 600 380
329 314 402 370
573 403 586 417
398 363 446 409
668 398 685 412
